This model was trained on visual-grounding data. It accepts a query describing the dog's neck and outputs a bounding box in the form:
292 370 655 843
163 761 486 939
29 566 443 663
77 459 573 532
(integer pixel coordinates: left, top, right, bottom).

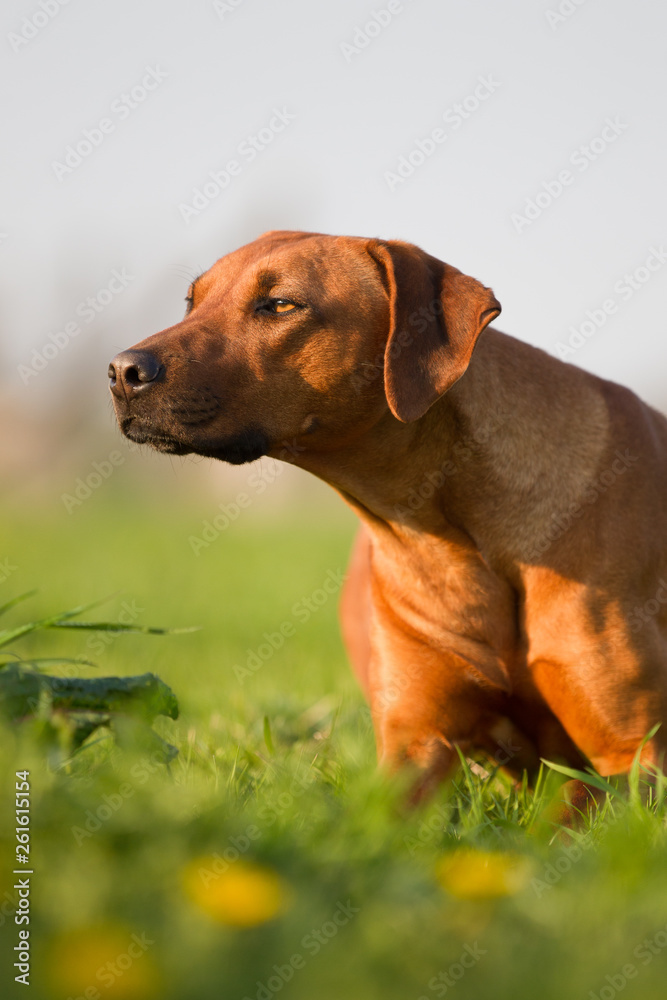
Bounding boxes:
288 330 610 566
294 401 456 517
286 331 503 517
286 347 492 544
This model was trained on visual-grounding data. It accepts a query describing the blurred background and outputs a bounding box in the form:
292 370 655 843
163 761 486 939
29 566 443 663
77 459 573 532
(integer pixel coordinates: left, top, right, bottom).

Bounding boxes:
2 0 666 514
2 3 667 999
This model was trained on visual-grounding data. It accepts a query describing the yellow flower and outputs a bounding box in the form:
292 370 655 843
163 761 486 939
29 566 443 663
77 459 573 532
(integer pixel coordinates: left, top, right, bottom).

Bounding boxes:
436 849 533 899
47 925 161 999
182 857 291 927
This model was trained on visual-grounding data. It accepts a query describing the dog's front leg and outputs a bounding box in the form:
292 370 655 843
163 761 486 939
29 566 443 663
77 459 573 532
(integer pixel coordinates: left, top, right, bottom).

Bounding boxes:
369 620 496 803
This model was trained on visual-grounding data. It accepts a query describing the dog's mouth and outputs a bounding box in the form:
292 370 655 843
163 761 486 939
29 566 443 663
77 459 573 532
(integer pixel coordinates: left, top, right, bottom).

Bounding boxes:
121 417 192 455
120 416 270 465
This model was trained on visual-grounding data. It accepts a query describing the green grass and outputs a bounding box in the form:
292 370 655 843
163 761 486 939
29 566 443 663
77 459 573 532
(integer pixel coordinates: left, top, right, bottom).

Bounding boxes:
2 495 667 1000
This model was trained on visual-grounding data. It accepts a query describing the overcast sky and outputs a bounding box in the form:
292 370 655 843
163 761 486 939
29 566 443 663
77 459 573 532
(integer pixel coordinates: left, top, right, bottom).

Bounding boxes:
2 0 667 414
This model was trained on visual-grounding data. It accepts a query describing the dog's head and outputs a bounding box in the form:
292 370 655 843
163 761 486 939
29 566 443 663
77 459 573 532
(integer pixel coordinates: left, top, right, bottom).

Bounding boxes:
109 231 500 464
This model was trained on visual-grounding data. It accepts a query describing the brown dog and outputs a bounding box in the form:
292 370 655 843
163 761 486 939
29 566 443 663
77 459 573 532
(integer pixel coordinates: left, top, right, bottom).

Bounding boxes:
109 230 667 797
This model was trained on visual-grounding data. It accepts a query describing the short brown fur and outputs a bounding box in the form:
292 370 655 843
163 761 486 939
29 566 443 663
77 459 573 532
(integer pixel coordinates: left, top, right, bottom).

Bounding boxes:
109 231 667 797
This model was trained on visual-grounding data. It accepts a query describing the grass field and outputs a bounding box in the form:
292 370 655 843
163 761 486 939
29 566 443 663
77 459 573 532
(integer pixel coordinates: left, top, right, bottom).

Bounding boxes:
2 492 667 1000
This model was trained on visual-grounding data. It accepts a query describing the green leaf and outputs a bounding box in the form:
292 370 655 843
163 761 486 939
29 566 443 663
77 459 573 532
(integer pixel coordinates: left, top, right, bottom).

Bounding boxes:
0 665 179 722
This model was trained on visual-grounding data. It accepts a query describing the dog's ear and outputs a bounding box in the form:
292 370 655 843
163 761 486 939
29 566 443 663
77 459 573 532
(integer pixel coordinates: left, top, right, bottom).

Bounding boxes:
367 240 501 423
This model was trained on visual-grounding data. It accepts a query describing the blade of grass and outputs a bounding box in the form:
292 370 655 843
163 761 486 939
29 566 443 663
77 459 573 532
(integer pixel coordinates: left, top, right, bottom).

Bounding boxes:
0 591 37 619
541 759 622 799
264 716 275 756
454 746 486 830
47 622 199 635
0 656 98 670
0 597 113 648
522 762 555 831
628 723 662 805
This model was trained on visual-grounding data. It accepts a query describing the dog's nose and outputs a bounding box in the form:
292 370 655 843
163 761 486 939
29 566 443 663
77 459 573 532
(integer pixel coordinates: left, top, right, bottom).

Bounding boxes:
108 350 163 398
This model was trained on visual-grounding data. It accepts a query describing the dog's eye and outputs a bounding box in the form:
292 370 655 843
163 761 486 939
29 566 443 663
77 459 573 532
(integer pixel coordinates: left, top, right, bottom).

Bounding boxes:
184 284 194 315
258 298 299 315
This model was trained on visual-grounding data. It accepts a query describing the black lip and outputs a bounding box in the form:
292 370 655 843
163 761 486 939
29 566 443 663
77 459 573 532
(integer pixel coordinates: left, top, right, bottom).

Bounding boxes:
121 419 191 455
120 418 269 465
